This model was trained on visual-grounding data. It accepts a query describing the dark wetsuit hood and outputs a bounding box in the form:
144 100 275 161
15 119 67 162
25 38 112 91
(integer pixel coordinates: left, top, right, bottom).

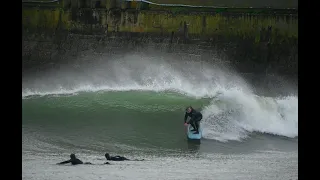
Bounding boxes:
105 153 110 160
70 154 76 160
186 106 193 112
184 107 202 123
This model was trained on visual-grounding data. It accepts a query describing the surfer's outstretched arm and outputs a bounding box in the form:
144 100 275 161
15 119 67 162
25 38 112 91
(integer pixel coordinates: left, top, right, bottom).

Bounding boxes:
184 112 188 123
132 159 145 161
57 160 71 165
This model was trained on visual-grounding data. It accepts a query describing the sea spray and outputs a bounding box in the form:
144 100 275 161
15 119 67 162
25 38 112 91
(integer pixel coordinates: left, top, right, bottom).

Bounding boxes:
23 54 298 141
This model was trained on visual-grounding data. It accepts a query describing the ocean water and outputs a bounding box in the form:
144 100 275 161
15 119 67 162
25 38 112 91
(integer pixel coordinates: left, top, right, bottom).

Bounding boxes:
22 49 297 180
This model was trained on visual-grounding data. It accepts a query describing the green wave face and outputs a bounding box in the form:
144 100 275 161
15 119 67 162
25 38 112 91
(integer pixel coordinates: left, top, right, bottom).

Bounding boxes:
22 91 211 152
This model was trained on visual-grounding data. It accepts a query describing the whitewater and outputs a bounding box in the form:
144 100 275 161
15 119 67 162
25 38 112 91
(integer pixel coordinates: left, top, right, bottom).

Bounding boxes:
22 53 298 143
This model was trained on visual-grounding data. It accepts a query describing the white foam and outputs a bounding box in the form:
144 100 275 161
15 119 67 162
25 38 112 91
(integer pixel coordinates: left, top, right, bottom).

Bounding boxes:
22 151 298 180
22 54 298 141
201 88 298 142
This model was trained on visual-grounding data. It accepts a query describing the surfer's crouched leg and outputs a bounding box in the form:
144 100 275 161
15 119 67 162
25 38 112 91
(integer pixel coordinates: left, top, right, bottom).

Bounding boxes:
189 121 197 131
193 122 199 134
193 117 202 134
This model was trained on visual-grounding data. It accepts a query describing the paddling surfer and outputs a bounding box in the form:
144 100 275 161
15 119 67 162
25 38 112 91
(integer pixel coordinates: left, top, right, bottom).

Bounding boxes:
57 154 93 165
104 153 144 162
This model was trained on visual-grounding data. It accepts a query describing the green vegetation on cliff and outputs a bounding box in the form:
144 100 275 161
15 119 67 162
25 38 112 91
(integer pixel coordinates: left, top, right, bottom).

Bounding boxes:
22 0 297 44
22 8 297 44
22 1 298 75
151 0 297 8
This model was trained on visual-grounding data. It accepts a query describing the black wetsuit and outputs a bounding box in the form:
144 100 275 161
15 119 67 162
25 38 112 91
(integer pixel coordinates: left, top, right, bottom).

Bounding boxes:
105 153 144 162
107 156 130 161
57 158 84 165
57 154 93 165
184 109 203 132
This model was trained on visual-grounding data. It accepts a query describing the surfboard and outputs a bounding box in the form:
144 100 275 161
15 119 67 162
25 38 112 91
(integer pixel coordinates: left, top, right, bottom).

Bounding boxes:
187 124 202 140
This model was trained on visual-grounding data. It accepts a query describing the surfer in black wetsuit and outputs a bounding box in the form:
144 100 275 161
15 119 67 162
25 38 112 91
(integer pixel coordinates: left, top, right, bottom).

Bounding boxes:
184 106 203 134
105 153 144 162
57 154 93 165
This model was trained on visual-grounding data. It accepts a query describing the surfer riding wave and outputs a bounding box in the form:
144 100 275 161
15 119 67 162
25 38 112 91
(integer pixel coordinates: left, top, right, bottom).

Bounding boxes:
184 106 202 134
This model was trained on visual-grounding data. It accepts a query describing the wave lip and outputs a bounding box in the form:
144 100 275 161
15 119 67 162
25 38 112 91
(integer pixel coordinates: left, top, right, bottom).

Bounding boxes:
22 54 298 142
202 89 298 142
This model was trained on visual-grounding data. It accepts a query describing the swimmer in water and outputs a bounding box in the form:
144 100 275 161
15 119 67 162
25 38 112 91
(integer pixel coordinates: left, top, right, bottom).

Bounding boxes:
57 154 93 165
104 153 144 163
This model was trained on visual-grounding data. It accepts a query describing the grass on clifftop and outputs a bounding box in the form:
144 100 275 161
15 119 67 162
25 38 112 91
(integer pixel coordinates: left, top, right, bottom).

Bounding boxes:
23 0 57 2
150 0 297 9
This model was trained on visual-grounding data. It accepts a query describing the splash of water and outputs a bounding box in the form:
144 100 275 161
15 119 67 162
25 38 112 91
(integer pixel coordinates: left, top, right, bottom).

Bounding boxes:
202 88 297 142
22 54 298 141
